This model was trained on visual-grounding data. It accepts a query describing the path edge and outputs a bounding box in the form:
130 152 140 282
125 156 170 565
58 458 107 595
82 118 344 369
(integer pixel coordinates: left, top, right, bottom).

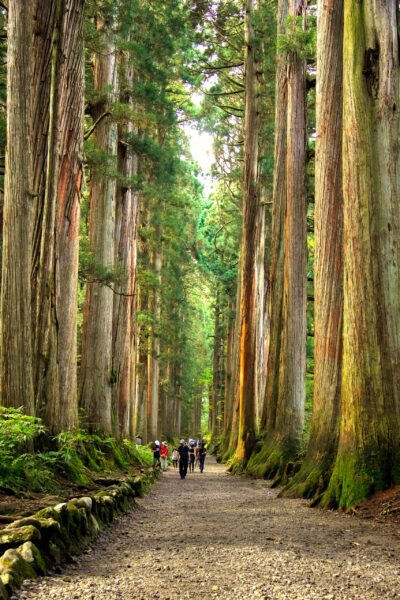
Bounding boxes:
0 467 158 599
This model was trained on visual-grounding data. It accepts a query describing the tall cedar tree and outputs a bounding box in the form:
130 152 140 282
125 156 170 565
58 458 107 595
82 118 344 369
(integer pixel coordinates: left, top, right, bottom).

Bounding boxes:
80 13 118 434
285 0 343 501
1 0 35 415
322 0 400 509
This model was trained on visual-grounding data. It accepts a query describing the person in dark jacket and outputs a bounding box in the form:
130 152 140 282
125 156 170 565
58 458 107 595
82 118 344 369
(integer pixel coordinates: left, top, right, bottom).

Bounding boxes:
177 439 189 479
198 440 207 473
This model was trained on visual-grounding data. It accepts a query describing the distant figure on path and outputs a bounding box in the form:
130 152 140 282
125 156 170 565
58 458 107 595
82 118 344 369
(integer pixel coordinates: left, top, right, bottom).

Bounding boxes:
178 439 189 479
171 447 179 469
160 441 169 471
152 440 161 468
188 439 195 473
198 440 207 473
135 434 142 446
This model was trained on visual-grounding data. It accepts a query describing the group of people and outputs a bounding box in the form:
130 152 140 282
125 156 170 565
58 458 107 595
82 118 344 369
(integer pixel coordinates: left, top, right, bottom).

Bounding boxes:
151 438 207 479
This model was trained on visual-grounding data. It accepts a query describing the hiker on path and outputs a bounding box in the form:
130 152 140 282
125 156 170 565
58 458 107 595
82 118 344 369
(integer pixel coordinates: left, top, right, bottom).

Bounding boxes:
198 440 207 473
188 439 196 473
178 439 189 479
171 447 179 469
160 441 169 471
152 440 161 468
194 442 199 469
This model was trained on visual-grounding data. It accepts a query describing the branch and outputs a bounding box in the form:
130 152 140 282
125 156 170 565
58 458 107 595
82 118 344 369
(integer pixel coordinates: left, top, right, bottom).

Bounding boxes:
204 89 243 97
84 112 111 140
86 278 135 297
202 62 244 71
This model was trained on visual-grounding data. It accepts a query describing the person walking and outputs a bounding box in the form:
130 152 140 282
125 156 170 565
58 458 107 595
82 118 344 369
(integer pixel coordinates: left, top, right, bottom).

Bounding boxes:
160 441 169 471
152 440 161 468
171 447 179 469
177 439 189 479
188 439 195 473
198 440 207 473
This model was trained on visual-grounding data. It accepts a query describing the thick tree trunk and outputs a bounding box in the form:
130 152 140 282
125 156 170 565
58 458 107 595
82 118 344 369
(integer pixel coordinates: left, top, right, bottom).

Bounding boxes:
53 0 84 432
286 0 343 500
323 1 400 509
80 19 118 434
235 0 260 466
147 225 162 442
273 0 307 474
261 0 288 434
249 0 307 480
112 51 139 439
1 0 35 413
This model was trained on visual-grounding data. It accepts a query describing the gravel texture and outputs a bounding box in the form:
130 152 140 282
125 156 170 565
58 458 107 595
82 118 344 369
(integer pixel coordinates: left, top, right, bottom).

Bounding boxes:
19 458 400 600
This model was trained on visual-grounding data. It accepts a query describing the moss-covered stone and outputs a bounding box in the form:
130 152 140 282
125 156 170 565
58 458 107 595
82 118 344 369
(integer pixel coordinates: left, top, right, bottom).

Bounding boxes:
0 547 36 590
17 542 47 576
0 468 155 596
9 517 60 542
0 526 41 554
73 497 93 513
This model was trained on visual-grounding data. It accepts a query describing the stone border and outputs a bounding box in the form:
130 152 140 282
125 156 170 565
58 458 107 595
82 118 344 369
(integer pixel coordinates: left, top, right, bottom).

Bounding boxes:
0 468 157 599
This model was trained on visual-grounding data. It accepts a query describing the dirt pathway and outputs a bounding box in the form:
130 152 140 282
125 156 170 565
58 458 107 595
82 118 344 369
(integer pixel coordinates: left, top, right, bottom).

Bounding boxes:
20 458 400 600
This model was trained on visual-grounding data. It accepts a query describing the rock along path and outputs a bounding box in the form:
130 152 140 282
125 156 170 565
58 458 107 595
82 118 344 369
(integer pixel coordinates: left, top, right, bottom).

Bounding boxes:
20 458 400 600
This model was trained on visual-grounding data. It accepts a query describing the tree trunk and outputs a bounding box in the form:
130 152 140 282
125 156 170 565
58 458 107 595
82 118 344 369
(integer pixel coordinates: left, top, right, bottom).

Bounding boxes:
31 0 83 432
112 49 139 439
147 224 162 442
262 0 288 435
273 0 307 475
250 0 307 480
323 0 400 509
211 293 222 437
286 0 343 500
235 0 260 466
80 18 118 434
1 0 35 414
53 0 84 432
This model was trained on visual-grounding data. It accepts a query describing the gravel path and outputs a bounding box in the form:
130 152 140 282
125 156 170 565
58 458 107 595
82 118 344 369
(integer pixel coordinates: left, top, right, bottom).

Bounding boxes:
20 458 400 600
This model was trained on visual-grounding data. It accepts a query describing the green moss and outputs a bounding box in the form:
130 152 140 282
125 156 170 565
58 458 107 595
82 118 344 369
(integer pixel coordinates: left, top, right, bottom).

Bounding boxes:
0 525 41 554
17 542 47 576
283 461 328 501
0 548 36 589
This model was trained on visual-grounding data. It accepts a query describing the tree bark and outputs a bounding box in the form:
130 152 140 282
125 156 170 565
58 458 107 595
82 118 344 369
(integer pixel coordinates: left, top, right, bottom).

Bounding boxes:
274 0 307 475
323 0 400 509
235 0 260 466
1 0 35 414
261 0 288 435
80 17 118 434
147 223 162 442
249 0 307 480
286 0 343 500
112 48 139 439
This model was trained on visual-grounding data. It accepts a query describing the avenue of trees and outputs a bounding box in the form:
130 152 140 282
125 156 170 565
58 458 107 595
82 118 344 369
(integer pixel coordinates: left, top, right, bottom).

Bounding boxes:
1 0 400 510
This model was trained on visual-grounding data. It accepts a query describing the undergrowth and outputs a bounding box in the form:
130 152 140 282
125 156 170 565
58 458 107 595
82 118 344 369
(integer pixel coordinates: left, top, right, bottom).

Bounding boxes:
0 407 152 494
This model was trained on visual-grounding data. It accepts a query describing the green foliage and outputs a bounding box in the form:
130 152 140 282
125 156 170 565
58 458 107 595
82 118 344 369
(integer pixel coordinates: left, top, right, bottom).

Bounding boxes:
277 16 317 61
0 408 152 494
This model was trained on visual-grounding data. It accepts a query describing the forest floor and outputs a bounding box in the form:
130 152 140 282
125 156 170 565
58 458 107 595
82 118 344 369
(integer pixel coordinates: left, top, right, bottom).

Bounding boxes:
19 458 400 600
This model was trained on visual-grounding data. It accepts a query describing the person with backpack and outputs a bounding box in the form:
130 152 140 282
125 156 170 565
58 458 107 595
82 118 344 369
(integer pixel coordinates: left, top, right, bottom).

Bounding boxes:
188 439 196 473
177 439 189 479
198 440 207 473
152 440 161 468
160 441 169 471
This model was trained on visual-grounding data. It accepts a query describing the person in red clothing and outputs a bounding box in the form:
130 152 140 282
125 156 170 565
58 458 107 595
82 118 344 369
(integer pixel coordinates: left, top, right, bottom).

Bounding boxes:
160 441 169 471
